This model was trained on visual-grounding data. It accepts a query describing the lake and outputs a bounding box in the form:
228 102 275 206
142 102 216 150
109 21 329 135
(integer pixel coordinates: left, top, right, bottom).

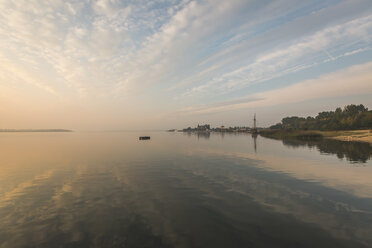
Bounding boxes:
1 131 372 248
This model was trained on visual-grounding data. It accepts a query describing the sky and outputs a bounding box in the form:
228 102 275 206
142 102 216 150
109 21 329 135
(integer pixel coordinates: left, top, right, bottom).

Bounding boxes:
0 0 371 130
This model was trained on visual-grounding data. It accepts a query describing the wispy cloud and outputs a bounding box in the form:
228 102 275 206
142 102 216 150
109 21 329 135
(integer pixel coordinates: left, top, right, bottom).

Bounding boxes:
181 14 372 97
0 0 173 97
175 62 372 115
0 0 371 128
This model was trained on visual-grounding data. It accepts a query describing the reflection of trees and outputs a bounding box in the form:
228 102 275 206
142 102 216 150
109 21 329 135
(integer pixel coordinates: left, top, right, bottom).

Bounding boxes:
184 131 254 140
197 132 210 140
183 131 210 139
282 138 372 163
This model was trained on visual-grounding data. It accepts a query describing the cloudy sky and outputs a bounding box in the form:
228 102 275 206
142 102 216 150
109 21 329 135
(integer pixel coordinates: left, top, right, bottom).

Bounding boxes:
0 0 371 130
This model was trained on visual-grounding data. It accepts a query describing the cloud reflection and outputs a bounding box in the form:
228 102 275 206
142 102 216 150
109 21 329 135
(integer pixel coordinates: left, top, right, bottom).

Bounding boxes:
0 132 372 247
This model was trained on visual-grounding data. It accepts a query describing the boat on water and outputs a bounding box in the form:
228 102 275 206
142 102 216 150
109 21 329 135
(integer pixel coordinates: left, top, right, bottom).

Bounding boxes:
139 136 150 140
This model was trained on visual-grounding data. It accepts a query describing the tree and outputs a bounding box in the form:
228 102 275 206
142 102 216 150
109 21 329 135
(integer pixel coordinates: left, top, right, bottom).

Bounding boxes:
271 104 372 130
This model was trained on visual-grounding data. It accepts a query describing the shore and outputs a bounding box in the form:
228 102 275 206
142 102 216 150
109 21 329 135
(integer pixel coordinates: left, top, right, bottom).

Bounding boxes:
328 130 372 144
260 129 372 145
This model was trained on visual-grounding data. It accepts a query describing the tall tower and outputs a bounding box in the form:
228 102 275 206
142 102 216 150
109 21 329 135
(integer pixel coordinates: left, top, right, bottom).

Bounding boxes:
253 113 256 130
252 113 257 134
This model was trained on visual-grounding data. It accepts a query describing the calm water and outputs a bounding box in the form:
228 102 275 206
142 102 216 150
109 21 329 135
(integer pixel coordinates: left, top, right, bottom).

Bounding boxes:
1 132 372 248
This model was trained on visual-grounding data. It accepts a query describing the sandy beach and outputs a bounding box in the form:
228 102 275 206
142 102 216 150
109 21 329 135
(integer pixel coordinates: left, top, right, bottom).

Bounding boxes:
330 130 372 145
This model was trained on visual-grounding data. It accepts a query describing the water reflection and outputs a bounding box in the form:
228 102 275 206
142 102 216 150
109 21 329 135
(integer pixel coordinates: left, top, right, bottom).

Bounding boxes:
196 131 210 140
0 132 372 247
183 131 210 139
252 133 258 153
281 138 372 163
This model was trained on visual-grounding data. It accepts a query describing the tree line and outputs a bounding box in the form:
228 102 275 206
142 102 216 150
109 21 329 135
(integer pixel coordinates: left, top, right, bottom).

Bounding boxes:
270 104 372 130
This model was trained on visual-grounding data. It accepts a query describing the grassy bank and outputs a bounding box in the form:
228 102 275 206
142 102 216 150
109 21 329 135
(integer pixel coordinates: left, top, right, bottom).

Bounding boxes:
260 129 372 144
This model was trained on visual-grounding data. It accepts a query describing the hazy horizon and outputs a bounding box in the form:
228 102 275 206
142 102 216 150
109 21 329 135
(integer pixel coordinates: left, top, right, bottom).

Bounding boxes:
1 0 372 130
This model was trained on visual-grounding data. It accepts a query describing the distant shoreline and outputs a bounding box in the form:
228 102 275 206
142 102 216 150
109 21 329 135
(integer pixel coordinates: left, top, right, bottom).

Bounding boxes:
0 129 72 132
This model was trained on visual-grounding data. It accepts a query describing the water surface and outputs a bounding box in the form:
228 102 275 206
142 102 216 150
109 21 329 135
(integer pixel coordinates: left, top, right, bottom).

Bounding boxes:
1 132 372 248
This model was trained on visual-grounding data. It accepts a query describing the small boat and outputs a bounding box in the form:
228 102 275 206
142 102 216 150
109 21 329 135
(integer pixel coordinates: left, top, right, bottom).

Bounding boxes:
139 136 150 140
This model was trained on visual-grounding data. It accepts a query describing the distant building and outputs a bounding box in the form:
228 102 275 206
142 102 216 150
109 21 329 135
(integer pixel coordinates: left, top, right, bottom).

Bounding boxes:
197 124 210 131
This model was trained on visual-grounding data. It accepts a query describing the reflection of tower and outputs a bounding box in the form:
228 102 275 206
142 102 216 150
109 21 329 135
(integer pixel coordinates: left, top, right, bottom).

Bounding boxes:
252 132 258 153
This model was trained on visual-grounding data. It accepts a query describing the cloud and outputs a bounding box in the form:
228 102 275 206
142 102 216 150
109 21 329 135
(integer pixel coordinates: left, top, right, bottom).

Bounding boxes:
176 62 372 115
94 0 124 17
182 13 372 97
114 0 284 94
0 53 57 95
0 0 371 129
1 0 371 99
